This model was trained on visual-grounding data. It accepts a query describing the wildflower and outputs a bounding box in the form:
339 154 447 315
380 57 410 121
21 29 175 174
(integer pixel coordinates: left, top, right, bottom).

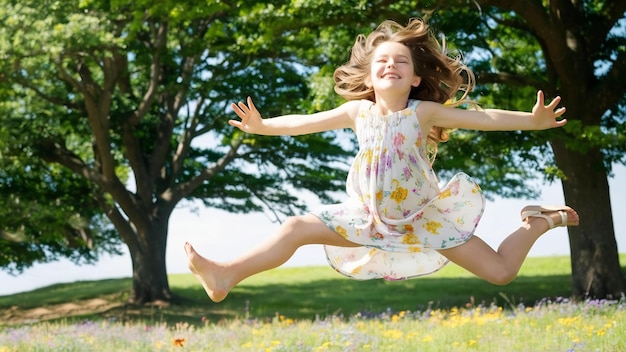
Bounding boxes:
173 338 185 347
382 329 403 339
315 341 332 351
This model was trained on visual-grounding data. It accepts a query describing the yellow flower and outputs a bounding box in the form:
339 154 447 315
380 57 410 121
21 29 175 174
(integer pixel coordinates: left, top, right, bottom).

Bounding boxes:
316 341 332 351
423 220 443 234
376 189 383 201
439 188 451 199
364 149 373 163
335 226 348 238
390 186 408 203
402 233 422 245
382 329 404 339
172 338 185 347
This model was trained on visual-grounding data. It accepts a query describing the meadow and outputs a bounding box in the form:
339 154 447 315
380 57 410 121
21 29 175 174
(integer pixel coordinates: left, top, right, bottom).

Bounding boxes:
0 255 625 351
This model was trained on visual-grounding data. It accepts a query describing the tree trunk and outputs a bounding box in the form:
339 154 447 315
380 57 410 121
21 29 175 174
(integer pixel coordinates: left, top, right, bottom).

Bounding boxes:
127 221 173 304
552 141 626 299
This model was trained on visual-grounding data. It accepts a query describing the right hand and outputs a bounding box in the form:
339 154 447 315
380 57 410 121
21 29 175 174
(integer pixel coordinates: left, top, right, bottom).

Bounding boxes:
229 97 263 133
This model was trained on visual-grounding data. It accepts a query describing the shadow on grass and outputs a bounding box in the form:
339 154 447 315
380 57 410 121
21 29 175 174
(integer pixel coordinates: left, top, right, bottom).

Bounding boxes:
0 278 133 309
173 273 574 324
3 259 624 326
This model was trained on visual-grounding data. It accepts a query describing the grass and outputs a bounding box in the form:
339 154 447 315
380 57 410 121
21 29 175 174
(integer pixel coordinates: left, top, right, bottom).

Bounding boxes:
0 256 578 324
1 304 624 351
0 255 625 351
0 255 622 325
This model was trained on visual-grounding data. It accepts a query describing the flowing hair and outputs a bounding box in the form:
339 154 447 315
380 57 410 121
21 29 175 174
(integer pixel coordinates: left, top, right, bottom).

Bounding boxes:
333 18 476 162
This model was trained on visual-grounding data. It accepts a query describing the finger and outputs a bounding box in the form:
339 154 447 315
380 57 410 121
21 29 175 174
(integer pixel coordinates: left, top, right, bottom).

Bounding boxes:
554 107 566 117
554 118 568 127
237 101 250 114
228 119 243 128
536 90 545 106
232 102 251 119
547 95 562 109
247 96 257 112
231 101 247 114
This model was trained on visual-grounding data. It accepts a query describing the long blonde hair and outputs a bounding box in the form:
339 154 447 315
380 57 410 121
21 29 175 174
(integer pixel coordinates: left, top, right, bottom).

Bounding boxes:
333 18 476 161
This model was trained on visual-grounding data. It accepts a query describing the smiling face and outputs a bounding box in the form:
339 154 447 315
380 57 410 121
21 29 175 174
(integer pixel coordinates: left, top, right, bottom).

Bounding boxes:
367 41 421 95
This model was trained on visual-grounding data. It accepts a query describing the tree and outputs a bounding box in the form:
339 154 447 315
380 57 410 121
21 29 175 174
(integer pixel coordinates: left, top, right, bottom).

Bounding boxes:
0 0 352 304
0 152 123 274
434 0 625 300
381 0 625 298
2 0 623 303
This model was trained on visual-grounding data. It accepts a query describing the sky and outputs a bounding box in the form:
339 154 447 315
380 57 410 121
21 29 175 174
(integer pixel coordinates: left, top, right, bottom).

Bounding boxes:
0 164 624 296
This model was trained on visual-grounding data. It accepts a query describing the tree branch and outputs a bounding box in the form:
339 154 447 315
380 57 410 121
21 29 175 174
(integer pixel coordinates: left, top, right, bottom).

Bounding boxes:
129 22 165 126
169 136 244 203
92 189 141 251
36 139 105 185
476 71 545 90
171 96 205 181
594 49 626 114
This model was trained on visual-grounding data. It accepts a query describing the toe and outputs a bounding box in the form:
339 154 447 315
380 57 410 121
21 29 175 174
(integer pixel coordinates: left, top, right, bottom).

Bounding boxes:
184 242 195 256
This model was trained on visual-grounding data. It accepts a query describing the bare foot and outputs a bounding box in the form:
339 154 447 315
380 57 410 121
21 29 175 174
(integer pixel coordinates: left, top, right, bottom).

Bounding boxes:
184 242 230 303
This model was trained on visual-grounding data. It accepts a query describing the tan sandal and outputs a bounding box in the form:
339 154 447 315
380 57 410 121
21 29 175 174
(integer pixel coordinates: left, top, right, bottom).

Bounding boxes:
520 205 573 229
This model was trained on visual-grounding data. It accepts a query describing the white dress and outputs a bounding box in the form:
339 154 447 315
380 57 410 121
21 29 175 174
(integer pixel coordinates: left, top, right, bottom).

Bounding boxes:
312 99 485 280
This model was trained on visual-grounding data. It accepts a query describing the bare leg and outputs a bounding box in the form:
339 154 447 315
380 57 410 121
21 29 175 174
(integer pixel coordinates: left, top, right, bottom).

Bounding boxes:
185 214 359 302
438 207 579 285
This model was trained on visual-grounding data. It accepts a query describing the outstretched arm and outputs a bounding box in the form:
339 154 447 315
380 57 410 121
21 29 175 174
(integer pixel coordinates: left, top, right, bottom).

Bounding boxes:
229 97 359 136
419 90 567 132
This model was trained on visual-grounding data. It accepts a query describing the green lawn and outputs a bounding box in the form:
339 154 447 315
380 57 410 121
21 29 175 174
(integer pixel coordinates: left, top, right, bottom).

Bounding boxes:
1 254 624 326
0 255 625 351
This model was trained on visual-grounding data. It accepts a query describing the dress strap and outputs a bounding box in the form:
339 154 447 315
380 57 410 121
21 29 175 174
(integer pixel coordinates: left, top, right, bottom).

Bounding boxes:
359 99 374 113
408 99 421 110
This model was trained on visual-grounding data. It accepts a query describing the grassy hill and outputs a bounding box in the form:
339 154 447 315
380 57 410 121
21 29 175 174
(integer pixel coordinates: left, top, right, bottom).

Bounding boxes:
1 255 624 326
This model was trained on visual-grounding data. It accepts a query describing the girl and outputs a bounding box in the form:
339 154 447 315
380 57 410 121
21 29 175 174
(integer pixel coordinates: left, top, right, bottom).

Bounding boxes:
185 18 579 303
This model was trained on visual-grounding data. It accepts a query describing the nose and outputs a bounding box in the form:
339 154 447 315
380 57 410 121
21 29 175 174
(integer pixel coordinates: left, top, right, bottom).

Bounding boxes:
387 60 396 68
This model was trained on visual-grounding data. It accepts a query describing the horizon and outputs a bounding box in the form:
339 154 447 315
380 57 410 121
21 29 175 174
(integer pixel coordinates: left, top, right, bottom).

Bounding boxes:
1 164 624 296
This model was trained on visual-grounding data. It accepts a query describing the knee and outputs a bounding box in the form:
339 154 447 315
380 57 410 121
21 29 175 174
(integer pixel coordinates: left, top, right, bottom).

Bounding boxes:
281 215 307 233
276 215 310 244
485 268 517 286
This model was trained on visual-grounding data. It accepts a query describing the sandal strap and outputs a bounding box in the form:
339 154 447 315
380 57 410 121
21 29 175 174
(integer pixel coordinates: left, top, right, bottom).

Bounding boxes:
535 213 556 229
520 205 572 229
557 210 567 228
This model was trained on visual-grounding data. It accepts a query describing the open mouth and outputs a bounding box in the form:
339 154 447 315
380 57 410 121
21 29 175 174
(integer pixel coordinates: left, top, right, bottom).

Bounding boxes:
381 73 400 79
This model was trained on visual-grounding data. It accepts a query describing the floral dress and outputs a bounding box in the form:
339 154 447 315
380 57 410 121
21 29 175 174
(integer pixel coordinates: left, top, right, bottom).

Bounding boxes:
312 99 485 280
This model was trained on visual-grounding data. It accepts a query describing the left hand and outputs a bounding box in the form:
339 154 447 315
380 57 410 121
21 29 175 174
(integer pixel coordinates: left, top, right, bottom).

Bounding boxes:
531 90 567 129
